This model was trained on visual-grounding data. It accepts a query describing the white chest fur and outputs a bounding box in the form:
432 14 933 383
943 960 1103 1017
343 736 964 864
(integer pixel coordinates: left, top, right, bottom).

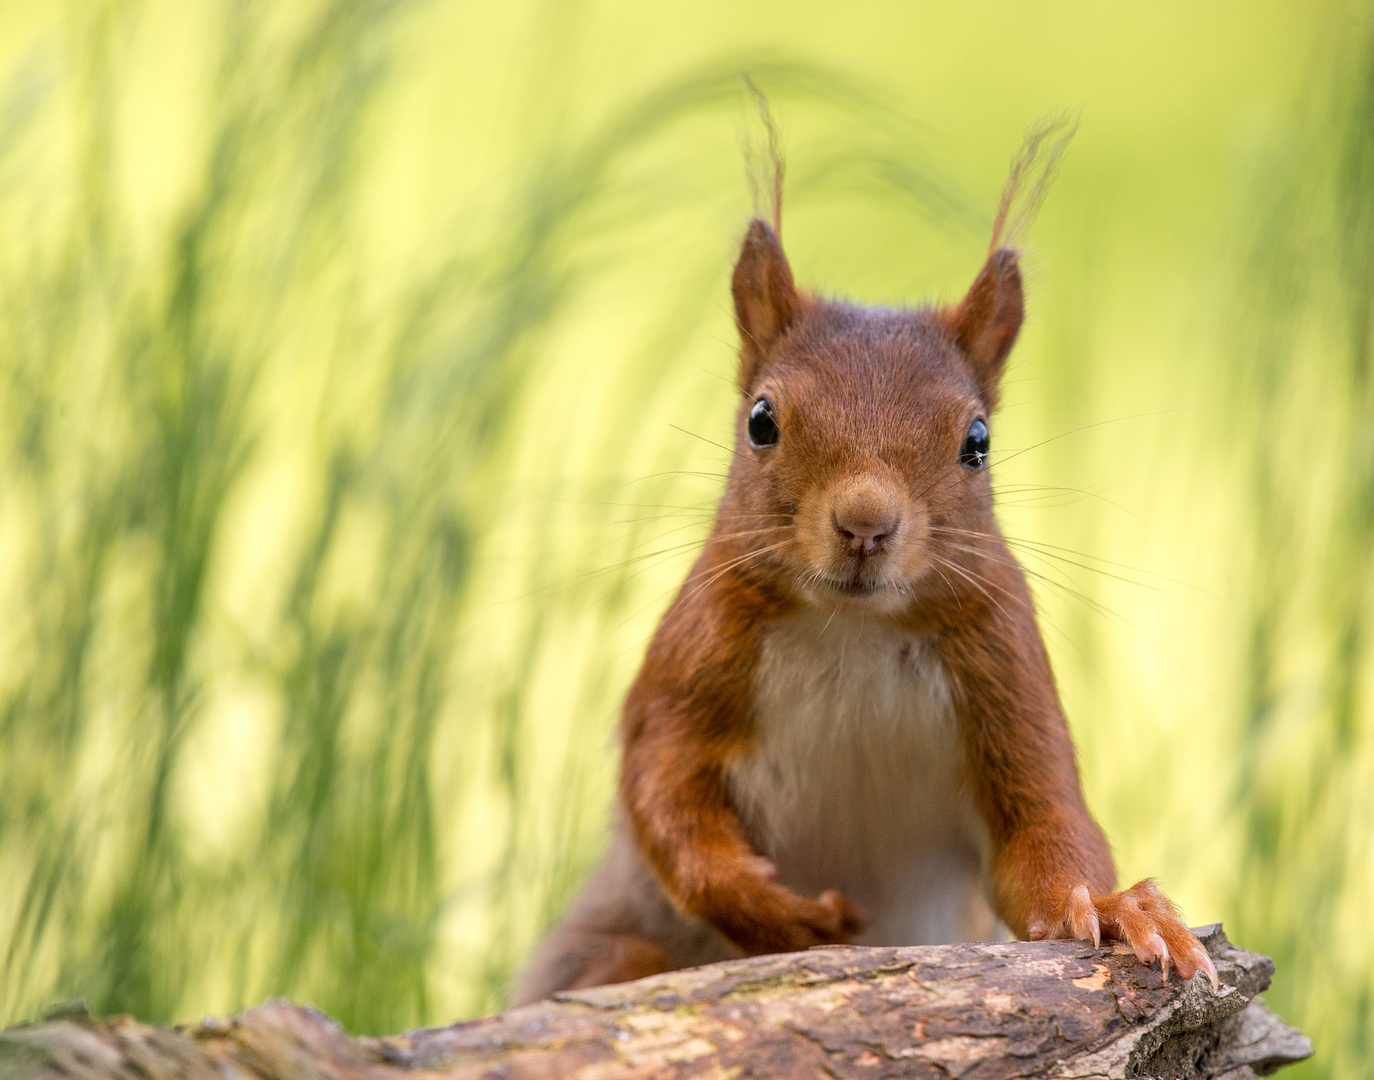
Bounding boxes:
726 610 1001 945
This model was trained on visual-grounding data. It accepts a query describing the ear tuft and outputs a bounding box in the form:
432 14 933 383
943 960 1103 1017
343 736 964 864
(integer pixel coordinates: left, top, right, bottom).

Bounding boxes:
940 247 1024 407
732 218 800 390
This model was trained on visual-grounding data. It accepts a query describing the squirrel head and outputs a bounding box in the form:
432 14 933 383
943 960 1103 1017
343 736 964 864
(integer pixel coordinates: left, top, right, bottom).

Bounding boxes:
720 218 1023 617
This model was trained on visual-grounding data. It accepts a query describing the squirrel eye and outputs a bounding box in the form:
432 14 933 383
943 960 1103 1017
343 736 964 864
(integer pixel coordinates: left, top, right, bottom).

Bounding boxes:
960 418 989 469
747 397 780 449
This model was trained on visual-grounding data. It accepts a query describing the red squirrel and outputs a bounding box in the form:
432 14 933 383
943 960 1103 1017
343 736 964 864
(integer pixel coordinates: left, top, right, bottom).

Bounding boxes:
512 143 1218 1006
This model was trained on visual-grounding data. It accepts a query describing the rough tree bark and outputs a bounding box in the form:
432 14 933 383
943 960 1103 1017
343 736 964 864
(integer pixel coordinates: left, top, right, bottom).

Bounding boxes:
0 925 1309 1080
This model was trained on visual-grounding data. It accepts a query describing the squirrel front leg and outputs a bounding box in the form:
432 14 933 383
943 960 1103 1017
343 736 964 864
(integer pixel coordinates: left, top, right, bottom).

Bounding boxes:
938 565 1218 989
619 566 862 955
620 694 862 954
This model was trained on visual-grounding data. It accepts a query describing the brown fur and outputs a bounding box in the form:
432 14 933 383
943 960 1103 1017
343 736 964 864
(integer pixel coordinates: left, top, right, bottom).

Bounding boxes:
512 160 1214 1007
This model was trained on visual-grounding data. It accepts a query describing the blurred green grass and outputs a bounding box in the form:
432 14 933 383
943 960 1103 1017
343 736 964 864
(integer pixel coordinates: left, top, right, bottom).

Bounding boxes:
0 0 1369 1075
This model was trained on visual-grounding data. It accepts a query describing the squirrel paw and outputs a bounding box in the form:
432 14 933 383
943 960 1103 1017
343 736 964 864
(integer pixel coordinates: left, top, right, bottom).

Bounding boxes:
743 856 863 948
771 887 864 950
689 857 863 954
1030 879 1218 991
759 881 865 951
814 888 865 939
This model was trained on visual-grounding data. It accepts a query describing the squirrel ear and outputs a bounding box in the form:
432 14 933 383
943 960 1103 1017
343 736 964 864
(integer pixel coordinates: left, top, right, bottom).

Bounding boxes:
940 247 1024 406
732 218 800 390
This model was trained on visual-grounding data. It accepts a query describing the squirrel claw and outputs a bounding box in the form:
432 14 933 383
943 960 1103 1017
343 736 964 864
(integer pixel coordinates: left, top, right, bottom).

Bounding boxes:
1067 884 1101 947
1193 947 1220 993
1047 879 1216 991
1146 933 1170 980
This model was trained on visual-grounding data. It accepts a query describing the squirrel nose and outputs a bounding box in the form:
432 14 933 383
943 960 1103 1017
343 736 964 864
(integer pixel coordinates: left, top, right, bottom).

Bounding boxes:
832 508 899 556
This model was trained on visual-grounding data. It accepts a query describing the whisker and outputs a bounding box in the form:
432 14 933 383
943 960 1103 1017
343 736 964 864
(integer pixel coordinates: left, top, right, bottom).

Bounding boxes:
679 539 793 604
929 524 1208 595
493 538 714 606
608 538 795 642
618 470 731 487
668 423 739 457
929 562 961 607
983 409 1190 474
629 522 785 552
931 533 1166 595
1016 564 1208 697
927 554 1019 620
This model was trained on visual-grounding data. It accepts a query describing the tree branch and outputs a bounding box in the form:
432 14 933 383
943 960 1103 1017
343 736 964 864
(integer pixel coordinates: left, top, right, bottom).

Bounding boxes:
0 925 1310 1079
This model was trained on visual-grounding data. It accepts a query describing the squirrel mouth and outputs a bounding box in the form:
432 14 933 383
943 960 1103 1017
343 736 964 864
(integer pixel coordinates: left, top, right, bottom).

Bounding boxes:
821 574 885 598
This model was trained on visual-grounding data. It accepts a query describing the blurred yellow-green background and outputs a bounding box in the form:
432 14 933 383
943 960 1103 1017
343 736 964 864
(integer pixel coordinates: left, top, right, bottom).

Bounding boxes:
0 0 1370 1076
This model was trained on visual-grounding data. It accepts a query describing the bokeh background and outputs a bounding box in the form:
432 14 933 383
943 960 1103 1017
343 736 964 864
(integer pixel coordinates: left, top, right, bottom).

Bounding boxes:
0 0 1369 1076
